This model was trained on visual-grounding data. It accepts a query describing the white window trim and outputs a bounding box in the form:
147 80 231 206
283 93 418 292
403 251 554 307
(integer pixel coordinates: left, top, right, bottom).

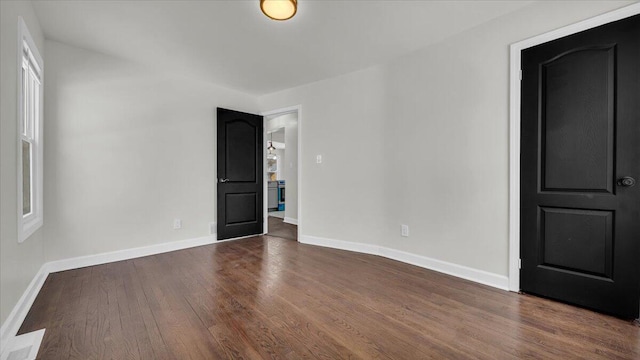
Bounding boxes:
17 17 44 243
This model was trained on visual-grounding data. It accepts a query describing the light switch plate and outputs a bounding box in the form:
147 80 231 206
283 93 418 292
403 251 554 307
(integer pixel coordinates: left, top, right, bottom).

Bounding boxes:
401 224 409 237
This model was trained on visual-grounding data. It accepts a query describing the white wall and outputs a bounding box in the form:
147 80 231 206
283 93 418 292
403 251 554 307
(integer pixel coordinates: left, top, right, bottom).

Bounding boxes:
283 119 298 222
260 1 634 276
0 0 45 325
42 40 259 262
381 0 634 275
261 67 388 245
275 149 285 181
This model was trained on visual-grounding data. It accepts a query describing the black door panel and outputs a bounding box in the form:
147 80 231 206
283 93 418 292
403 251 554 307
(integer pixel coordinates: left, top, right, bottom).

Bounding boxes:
217 108 263 240
520 15 640 318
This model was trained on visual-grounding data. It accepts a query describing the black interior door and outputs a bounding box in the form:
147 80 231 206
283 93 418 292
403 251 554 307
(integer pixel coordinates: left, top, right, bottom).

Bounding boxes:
520 15 640 318
217 108 263 240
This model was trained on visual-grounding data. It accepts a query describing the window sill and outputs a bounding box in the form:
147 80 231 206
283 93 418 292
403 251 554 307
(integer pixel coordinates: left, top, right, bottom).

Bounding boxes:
19 216 42 243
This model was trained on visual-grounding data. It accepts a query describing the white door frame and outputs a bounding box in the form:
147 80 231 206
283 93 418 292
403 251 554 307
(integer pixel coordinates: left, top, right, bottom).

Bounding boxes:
508 3 640 292
261 105 302 240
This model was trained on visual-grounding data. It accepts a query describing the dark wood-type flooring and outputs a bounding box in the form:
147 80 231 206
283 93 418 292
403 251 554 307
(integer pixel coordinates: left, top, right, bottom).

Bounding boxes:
267 216 297 241
19 236 640 359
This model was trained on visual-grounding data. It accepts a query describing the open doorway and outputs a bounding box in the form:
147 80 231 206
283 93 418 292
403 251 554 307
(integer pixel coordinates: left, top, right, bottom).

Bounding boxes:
262 107 300 241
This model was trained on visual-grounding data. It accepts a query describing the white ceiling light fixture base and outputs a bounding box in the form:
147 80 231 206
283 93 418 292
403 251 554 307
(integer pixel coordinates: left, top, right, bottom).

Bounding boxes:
261 0 297 21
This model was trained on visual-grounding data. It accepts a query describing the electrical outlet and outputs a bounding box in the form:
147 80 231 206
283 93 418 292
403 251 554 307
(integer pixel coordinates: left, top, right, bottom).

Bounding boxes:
401 224 409 237
209 222 216 235
316 155 322 164
173 218 182 230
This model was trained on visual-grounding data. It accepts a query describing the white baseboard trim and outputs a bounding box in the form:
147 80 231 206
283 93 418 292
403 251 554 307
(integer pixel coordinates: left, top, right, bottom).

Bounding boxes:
0 266 48 355
0 234 217 354
300 235 380 256
45 235 216 273
299 235 509 291
283 217 298 225
378 247 510 291
1 328 45 360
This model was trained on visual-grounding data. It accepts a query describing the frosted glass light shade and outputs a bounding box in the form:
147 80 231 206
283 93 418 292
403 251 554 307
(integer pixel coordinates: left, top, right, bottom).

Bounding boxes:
260 0 297 21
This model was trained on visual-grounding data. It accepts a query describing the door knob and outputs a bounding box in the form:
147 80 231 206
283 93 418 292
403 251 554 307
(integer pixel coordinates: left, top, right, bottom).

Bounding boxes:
219 178 229 183
617 176 636 187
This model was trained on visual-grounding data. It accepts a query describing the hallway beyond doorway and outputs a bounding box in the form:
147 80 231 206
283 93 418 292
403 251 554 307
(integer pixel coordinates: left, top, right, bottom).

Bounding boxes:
267 216 297 241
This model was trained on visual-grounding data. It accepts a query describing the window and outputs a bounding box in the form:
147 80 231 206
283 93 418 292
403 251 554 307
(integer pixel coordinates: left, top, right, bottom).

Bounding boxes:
18 17 43 242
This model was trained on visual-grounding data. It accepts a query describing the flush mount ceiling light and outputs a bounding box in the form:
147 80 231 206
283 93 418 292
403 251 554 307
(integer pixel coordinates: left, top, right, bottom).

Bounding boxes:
260 0 297 21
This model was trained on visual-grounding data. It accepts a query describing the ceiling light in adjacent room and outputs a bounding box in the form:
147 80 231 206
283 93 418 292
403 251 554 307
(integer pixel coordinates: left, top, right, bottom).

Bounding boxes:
260 0 297 21
267 132 278 159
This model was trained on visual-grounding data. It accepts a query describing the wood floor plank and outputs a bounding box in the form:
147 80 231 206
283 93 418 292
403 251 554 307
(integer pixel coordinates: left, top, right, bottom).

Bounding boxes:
114 261 151 360
124 261 173 360
18 272 65 334
242 242 479 358
34 269 88 360
104 263 141 360
18 236 640 359
267 216 297 241
163 247 314 359
134 254 228 359
131 257 197 359
207 268 354 359
210 240 516 357
283 244 619 359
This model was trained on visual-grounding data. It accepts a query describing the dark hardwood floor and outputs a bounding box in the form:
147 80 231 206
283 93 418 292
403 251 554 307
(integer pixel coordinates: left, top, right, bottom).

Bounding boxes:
267 216 297 241
19 236 640 359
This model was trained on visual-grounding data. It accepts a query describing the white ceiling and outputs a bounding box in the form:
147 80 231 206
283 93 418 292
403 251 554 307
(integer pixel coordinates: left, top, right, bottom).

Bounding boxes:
32 0 533 95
